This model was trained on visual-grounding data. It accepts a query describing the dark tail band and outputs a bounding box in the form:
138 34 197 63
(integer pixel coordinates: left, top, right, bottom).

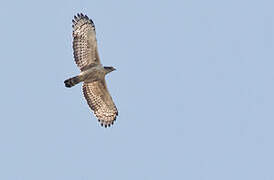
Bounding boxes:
64 76 81 88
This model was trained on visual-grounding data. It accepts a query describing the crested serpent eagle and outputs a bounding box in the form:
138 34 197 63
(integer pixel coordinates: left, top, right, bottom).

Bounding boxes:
64 13 118 128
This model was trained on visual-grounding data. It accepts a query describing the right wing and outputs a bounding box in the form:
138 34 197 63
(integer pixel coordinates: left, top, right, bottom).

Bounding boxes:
72 13 101 71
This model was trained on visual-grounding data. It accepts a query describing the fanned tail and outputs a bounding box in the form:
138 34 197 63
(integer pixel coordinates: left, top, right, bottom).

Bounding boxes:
64 76 82 88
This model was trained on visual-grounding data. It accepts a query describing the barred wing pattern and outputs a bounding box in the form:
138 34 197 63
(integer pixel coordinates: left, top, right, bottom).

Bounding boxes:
83 80 118 127
70 14 118 127
72 13 100 71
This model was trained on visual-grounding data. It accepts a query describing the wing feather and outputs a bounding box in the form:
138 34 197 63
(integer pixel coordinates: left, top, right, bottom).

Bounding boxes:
72 13 100 71
82 80 118 127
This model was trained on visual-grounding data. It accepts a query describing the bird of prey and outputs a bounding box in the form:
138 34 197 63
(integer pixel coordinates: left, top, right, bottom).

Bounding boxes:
64 13 118 128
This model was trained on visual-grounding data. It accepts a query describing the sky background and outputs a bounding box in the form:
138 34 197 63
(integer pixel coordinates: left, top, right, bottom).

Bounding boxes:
0 0 273 179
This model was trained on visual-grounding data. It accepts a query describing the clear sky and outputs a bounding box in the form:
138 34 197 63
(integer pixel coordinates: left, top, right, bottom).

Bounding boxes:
0 0 273 179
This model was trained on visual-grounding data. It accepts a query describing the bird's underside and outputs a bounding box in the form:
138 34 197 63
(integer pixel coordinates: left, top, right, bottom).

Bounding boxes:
64 13 118 128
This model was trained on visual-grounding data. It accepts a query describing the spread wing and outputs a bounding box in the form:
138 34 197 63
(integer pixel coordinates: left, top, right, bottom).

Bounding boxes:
82 80 118 127
72 13 100 71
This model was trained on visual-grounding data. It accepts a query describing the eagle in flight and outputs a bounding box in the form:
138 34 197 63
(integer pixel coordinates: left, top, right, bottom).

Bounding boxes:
64 13 118 128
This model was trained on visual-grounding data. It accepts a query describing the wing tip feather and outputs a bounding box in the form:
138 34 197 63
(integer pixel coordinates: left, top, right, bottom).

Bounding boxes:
98 117 117 128
72 13 95 30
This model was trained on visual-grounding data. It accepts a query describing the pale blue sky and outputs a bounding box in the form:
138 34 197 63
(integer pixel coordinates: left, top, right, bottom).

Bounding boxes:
0 0 273 179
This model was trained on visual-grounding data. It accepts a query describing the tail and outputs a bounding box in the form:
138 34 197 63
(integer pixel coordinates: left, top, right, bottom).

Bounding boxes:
64 76 82 88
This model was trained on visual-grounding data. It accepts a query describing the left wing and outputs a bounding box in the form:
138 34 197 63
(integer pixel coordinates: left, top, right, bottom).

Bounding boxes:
82 80 118 127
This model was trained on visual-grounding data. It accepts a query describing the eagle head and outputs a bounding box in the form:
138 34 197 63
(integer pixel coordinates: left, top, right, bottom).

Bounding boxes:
104 66 116 74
